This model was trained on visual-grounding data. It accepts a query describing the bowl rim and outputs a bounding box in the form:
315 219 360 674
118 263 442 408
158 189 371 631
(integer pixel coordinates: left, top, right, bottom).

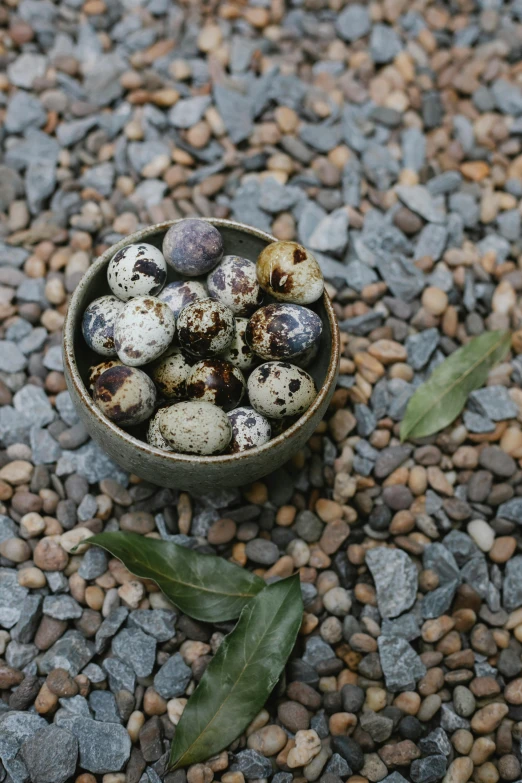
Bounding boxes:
63 218 341 464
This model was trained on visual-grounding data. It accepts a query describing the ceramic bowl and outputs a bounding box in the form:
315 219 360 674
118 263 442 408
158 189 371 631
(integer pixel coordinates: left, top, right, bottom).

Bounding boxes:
63 219 340 492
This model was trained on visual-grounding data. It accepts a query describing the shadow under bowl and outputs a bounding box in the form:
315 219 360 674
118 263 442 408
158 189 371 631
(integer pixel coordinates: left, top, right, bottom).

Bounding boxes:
63 219 340 492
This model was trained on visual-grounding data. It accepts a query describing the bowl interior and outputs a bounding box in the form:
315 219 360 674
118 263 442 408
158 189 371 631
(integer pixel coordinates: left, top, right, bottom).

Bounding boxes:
68 220 337 460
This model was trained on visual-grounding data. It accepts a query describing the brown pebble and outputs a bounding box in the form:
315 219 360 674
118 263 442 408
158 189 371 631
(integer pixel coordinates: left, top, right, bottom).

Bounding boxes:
471 703 509 734
46 668 79 697
207 518 237 545
33 537 69 571
0 665 24 689
378 740 420 767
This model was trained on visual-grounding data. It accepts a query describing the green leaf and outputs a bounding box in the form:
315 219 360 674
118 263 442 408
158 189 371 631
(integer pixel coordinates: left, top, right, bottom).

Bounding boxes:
89 532 265 622
169 574 303 769
400 329 511 442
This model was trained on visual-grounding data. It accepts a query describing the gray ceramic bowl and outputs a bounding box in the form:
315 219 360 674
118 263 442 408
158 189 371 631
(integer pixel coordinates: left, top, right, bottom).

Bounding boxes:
63 219 340 492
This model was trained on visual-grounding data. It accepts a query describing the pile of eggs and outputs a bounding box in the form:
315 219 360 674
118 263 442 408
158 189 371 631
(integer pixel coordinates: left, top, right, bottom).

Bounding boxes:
82 219 325 456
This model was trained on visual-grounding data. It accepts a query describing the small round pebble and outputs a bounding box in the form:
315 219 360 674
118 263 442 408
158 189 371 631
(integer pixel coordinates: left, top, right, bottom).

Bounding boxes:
177 298 235 358
82 295 124 357
158 280 208 318
94 365 156 426
246 303 322 361
248 361 316 419
221 318 258 370
162 219 223 276
114 296 175 366
159 400 232 455
149 348 192 400
186 359 245 411
207 255 263 316
227 407 272 452
256 241 324 304
107 242 167 301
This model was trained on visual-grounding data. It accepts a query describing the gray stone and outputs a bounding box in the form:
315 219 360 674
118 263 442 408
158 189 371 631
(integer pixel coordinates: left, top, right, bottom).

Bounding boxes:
58 694 92 717
336 3 370 41
440 704 469 732
307 209 349 256
463 411 495 434
245 539 279 565
80 162 114 198
5 640 38 669
56 440 129 485
168 96 212 129
40 631 95 676
492 79 522 116
407 328 439 371
5 130 60 172
103 657 136 694
366 548 417 618
56 117 98 146
153 652 191 699
375 254 425 301
0 341 27 373
402 127 426 172
396 185 445 223
468 385 518 421
0 515 17 544
419 728 452 757
30 427 61 465
503 556 522 611
374 446 412 479
214 85 253 144
498 497 522 524
326 753 352 777
300 123 343 153
410 756 447 783
302 636 335 667
378 636 426 692
77 493 97 521
461 555 489 600
370 24 402 63
112 628 157 678
82 662 106 684
43 595 83 620
78 546 108 580
423 542 460 582
89 690 121 723
381 613 420 641
5 91 47 134
26 160 56 214
21 725 78 783
8 53 47 88
55 391 80 427
0 568 28 629
128 609 176 642
259 178 301 213
95 607 129 654
422 580 459 619
11 594 42 644
57 716 131 774
231 750 273 779
84 54 126 106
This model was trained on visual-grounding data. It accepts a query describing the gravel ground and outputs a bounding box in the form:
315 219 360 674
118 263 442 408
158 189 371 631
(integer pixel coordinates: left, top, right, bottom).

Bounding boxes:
2 1 522 783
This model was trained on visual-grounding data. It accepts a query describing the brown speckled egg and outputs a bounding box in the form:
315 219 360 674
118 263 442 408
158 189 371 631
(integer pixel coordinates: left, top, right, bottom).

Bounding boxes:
246 303 322 361
256 241 324 304
114 296 175 366
177 298 235 358
149 348 192 400
82 295 124 357
94 365 156 427
247 361 316 419
221 318 258 371
107 242 167 301
186 359 245 412
88 359 123 391
162 219 223 276
158 280 207 318
227 407 271 452
147 409 173 451
207 255 263 316
159 400 232 455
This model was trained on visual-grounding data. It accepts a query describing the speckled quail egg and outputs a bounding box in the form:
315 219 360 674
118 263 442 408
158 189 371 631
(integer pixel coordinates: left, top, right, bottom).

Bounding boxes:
177 298 235 358
227 407 272 453
186 359 245 412
162 219 223 276
221 318 258 371
158 280 207 318
246 303 322 361
88 359 123 391
82 295 124 357
149 348 192 400
159 400 232 455
256 241 324 304
107 243 167 301
207 255 263 316
114 296 175 367
291 340 319 369
94 365 156 427
147 409 173 451
248 361 316 419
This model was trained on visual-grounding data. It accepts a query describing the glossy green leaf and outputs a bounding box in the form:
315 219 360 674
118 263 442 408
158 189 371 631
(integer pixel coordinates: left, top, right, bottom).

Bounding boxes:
169 574 303 769
400 329 511 442
89 532 265 622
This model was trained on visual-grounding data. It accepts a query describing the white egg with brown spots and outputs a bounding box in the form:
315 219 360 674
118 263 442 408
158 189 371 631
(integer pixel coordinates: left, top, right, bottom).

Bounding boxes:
88 359 123 391
246 303 322 361
186 359 245 412
114 296 175 367
256 241 324 304
221 318 258 371
248 361 316 419
158 280 207 318
207 255 263 316
149 348 192 400
227 407 271 452
147 409 173 451
82 295 124 357
177 298 235 358
107 242 167 301
159 400 232 455
94 365 156 427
